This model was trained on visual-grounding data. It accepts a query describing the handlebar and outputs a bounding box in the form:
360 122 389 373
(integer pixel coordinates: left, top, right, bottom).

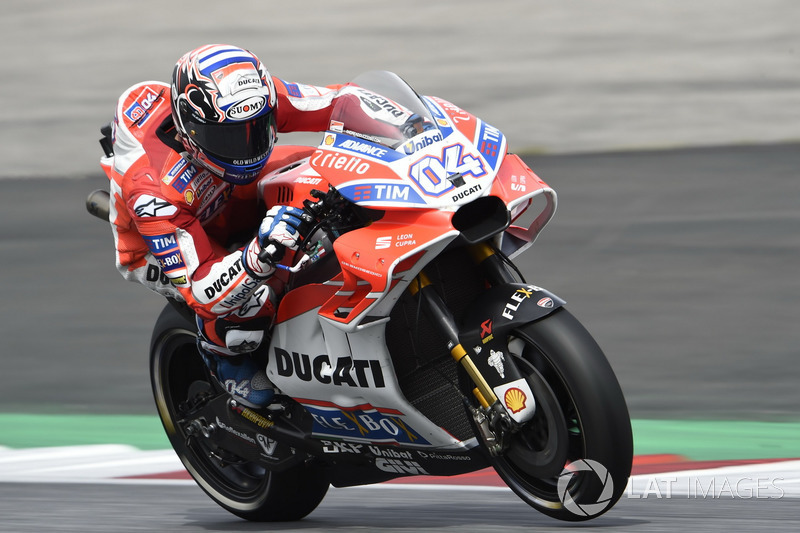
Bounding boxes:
258 187 334 273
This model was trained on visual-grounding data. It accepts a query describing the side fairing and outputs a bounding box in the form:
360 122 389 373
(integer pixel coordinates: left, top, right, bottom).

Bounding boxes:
267 310 471 449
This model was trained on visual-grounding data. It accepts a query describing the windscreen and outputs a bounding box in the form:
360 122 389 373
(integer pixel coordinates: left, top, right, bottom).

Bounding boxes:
326 71 438 151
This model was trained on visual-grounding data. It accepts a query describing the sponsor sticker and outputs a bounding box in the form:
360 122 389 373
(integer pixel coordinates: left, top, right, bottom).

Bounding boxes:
133 195 177 218
156 250 186 273
537 297 555 308
328 135 404 162
143 233 178 253
493 378 536 423
274 348 386 389
476 121 505 170
402 131 444 155
282 80 303 98
302 403 430 445
338 182 425 206
123 86 163 126
226 95 266 119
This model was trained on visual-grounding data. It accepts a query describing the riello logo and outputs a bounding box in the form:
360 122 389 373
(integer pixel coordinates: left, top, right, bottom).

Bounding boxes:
227 96 266 119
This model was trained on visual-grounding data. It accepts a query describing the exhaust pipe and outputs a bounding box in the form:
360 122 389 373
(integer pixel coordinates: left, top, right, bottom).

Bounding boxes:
86 189 110 221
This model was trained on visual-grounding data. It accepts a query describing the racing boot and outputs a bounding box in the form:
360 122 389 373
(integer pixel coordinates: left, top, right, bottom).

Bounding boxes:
198 342 275 409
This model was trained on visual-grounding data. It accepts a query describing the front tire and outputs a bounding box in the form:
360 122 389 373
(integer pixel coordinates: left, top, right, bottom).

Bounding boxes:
490 308 633 521
149 303 329 521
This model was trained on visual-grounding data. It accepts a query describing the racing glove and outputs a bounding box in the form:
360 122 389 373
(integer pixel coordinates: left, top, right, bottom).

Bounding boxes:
242 205 307 279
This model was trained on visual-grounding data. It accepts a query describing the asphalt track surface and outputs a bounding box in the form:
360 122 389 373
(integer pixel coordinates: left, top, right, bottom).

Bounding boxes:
0 482 797 533
1 144 799 531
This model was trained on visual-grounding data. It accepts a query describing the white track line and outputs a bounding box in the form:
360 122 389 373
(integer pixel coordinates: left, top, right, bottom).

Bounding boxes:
0 445 798 498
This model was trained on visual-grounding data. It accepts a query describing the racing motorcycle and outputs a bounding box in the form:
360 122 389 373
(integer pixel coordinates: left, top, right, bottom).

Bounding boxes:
87 71 632 522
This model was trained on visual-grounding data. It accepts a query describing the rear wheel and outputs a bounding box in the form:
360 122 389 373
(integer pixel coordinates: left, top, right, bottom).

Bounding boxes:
490 308 633 521
149 303 329 521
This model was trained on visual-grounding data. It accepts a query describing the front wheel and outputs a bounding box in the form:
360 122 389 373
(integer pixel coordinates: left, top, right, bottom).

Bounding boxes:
491 308 633 521
149 303 329 521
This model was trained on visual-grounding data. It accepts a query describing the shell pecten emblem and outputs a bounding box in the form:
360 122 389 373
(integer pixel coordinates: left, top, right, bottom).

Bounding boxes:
504 387 527 413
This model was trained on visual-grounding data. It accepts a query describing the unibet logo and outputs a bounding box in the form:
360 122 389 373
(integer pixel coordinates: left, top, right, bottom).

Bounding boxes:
557 459 614 517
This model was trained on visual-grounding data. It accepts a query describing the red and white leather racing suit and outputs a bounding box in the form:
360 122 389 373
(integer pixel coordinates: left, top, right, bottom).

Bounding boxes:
101 78 343 355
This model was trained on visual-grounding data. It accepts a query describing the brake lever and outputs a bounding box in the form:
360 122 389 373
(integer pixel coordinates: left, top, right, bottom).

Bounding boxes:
275 241 327 273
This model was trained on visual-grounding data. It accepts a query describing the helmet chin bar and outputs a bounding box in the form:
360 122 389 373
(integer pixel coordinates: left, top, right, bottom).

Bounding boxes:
212 152 268 185
176 116 276 186
179 142 267 185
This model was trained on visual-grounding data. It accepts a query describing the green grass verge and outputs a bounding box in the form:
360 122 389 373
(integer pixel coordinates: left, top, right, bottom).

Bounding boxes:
0 413 169 450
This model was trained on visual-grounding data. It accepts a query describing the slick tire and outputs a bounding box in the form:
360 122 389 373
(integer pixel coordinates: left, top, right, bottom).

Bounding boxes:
490 308 633 521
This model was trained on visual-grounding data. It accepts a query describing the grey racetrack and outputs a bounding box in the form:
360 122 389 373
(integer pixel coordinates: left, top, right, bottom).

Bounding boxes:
0 483 798 533
2 144 798 419
1 1 799 531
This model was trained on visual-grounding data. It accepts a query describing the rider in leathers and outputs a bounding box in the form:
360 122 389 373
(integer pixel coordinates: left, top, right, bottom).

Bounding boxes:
104 44 350 408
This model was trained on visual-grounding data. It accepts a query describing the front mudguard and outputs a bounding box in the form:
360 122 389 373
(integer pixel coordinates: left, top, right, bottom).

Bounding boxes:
458 283 565 421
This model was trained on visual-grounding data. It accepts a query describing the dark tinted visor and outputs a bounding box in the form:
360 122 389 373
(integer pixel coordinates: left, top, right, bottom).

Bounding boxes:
186 112 275 164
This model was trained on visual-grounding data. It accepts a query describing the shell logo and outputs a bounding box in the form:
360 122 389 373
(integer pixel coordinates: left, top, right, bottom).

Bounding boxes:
324 134 335 145
504 387 527 413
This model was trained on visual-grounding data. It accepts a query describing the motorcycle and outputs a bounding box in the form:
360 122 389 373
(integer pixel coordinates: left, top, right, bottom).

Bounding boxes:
87 71 632 522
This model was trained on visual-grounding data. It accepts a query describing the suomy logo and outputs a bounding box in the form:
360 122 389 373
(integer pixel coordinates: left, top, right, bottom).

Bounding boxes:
227 96 266 119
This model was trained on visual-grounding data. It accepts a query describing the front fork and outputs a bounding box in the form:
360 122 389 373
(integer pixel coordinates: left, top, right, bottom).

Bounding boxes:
410 242 526 455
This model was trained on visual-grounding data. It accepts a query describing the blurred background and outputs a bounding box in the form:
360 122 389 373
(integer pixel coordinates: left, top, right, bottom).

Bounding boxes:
0 0 798 422
3 0 799 177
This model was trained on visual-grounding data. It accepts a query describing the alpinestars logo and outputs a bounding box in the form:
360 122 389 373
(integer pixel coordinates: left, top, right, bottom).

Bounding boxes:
133 195 177 218
557 459 614 517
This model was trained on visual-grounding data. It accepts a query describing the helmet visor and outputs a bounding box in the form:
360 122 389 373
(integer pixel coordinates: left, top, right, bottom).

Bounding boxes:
185 112 275 165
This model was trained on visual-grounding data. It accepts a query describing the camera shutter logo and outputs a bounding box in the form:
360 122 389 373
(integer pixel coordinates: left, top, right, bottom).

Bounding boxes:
557 459 614 516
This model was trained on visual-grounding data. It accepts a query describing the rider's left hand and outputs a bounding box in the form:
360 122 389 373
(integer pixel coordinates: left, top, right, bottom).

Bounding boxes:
241 205 308 279
257 205 307 251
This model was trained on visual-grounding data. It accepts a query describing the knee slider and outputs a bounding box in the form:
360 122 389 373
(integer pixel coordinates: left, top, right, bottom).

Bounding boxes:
225 329 264 354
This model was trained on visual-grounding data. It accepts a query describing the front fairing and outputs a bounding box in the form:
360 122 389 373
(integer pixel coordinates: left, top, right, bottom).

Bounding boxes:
310 71 507 210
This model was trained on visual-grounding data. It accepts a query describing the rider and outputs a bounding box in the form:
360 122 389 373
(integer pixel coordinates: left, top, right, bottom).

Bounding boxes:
103 44 353 409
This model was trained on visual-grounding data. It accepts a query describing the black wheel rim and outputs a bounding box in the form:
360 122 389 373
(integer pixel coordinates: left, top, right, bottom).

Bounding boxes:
490 333 595 510
152 328 270 506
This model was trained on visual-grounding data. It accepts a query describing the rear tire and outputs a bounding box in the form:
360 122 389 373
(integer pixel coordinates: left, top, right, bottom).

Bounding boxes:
490 308 633 521
149 303 329 521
